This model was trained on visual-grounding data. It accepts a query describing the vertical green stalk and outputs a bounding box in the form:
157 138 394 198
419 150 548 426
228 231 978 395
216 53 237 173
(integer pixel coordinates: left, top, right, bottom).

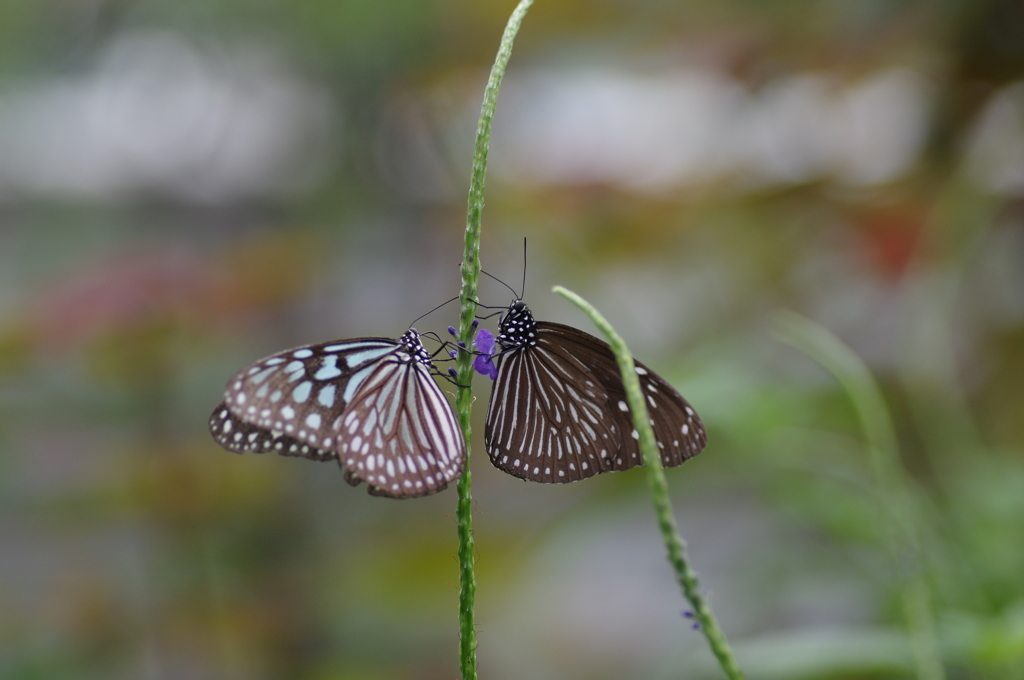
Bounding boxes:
553 286 746 680
455 2 534 679
772 310 946 680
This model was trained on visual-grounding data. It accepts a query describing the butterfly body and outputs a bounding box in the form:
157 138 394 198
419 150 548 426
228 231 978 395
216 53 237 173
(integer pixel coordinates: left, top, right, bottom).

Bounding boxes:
210 329 466 498
485 301 706 483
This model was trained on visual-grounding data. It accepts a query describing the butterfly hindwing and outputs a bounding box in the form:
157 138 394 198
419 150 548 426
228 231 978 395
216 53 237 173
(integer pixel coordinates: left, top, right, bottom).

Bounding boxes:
209 401 335 461
536 322 706 473
209 332 466 498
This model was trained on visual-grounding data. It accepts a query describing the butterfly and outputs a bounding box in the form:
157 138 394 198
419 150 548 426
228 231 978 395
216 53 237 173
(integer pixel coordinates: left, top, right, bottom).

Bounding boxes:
480 299 706 483
209 329 466 498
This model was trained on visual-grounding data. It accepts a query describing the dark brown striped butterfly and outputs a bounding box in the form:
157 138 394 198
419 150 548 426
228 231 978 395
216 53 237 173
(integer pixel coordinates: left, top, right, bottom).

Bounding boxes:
209 328 466 498
478 298 706 483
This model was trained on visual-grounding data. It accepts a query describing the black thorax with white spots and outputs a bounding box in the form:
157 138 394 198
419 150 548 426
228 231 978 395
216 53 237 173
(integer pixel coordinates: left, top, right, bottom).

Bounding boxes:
497 299 538 351
400 328 432 366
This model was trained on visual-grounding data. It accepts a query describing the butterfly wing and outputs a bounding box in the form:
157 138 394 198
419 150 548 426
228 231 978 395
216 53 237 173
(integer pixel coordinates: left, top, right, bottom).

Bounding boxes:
335 357 466 498
210 402 335 460
210 337 400 457
538 322 707 471
484 321 706 483
209 336 465 498
485 332 622 482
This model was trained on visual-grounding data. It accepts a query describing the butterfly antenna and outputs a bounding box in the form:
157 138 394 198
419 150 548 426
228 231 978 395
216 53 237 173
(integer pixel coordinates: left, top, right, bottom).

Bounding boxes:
481 269 520 300
521 237 527 299
409 296 460 328
419 331 446 345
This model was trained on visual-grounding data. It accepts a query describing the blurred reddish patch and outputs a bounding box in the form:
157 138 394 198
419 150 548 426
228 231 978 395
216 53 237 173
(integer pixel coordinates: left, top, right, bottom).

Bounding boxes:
30 248 228 350
852 201 927 277
27 234 324 352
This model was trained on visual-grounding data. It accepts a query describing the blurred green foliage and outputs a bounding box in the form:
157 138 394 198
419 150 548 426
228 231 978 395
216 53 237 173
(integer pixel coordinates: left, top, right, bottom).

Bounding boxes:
1 0 1023 679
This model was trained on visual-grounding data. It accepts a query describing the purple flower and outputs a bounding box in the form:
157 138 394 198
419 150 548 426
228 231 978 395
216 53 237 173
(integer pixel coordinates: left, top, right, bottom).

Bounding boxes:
472 328 497 380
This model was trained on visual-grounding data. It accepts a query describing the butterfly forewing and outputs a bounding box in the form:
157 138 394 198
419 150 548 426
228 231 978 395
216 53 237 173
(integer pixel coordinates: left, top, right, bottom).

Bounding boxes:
485 340 621 482
484 309 707 483
208 332 466 498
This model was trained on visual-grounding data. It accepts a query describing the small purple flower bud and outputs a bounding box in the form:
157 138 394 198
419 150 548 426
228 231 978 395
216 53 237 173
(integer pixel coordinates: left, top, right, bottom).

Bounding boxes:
449 350 458 359
471 319 479 329
447 326 457 336
682 611 694 619
692 623 701 630
448 367 457 377
457 341 466 348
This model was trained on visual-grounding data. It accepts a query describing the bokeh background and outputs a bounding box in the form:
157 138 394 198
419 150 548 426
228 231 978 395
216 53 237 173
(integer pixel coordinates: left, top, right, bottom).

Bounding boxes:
2 1 1024 678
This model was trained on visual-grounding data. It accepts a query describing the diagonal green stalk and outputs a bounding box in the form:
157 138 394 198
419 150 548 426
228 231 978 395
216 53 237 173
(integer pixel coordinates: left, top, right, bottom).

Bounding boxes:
553 286 745 680
454 2 534 679
772 310 945 680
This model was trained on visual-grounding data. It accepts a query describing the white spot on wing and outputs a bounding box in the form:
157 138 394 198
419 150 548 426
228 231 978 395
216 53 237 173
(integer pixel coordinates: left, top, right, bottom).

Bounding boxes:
344 346 395 367
250 366 278 385
292 381 313 403
315 355 342 380
317 384 336 407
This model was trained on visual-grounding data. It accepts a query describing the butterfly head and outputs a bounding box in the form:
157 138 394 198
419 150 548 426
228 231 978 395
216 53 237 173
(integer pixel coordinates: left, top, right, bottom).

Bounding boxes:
401 328 432 365
497 299 538 350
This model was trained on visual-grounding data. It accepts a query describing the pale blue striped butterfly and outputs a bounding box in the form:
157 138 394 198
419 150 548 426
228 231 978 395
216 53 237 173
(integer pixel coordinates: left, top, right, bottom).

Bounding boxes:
209 328 466 498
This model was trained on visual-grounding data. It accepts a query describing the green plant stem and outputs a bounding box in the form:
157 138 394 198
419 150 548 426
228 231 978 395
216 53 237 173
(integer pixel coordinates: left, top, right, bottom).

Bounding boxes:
455 2 534 679
553 286 745 680
772 310 946 680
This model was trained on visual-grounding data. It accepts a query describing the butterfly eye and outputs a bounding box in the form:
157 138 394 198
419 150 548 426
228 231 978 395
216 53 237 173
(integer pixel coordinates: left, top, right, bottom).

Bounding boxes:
484 300 706 483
